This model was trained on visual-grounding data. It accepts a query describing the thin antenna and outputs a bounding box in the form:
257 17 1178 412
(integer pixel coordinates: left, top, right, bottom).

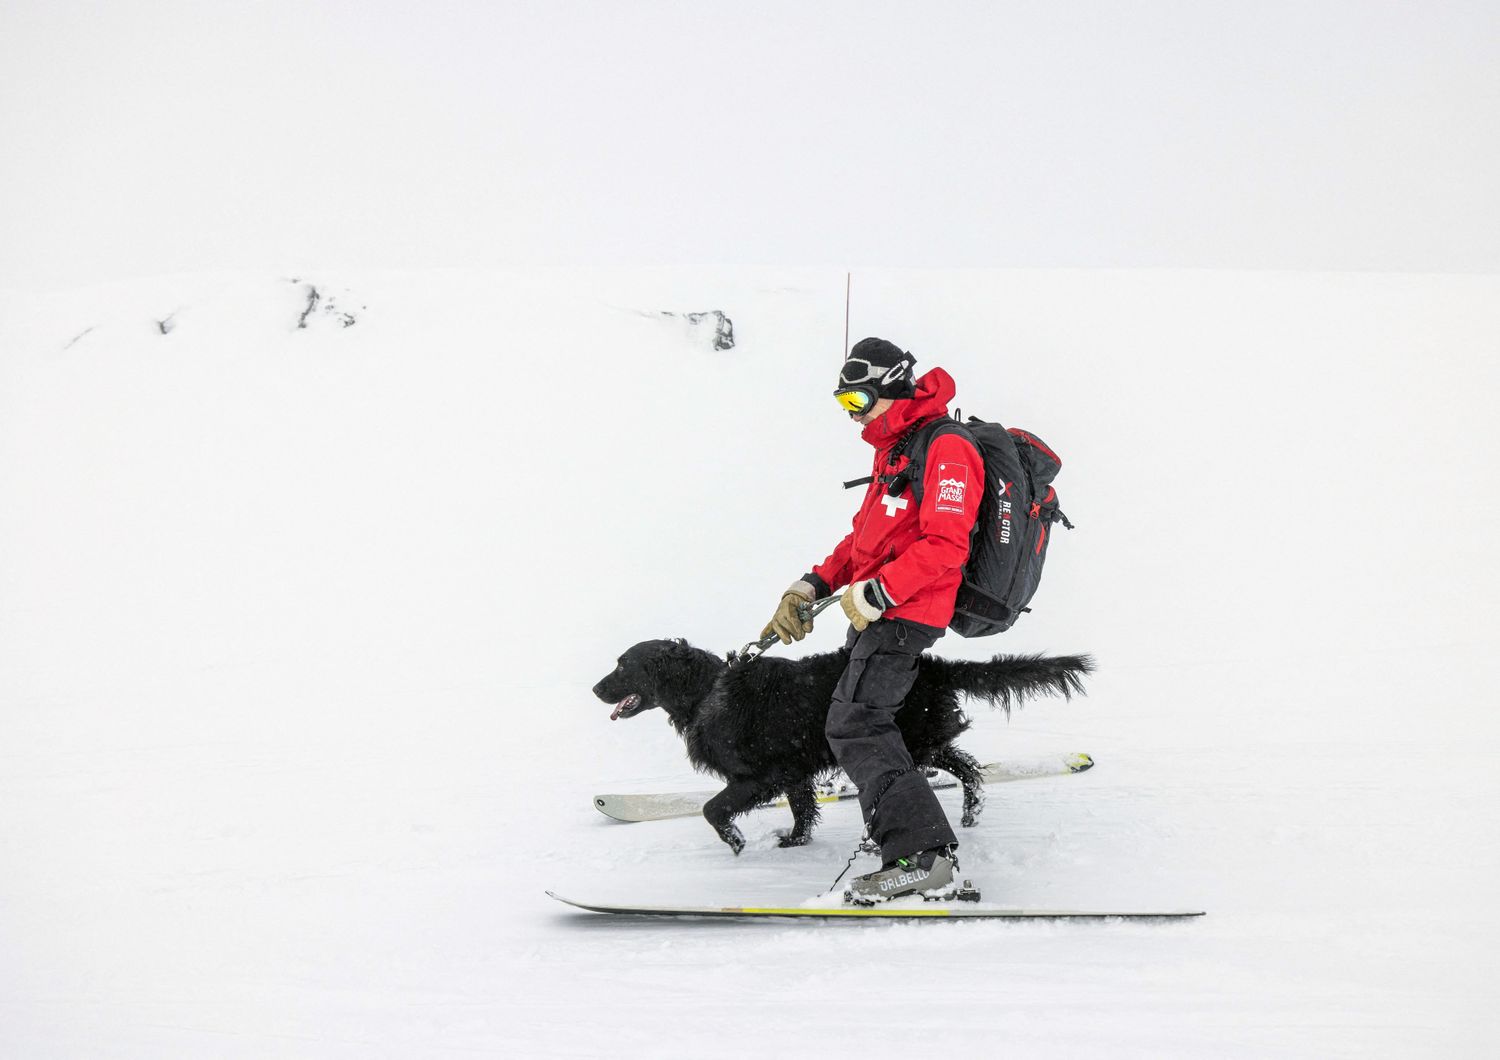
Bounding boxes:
843 271 851 358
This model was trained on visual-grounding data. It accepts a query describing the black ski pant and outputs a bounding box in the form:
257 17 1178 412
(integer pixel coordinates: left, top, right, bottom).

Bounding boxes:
826 617 957 864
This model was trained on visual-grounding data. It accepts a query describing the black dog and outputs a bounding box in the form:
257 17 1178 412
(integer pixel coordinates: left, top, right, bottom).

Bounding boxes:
592 639 1092 854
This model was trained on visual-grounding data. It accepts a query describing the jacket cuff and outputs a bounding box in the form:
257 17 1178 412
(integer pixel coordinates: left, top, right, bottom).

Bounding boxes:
800 573 831 600
847 579 888 623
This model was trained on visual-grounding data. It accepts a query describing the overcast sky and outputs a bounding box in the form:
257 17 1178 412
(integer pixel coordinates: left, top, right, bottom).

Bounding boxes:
1 1 1496 288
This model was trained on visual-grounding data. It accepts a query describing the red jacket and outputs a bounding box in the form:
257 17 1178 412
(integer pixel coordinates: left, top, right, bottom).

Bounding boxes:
812 368 983 629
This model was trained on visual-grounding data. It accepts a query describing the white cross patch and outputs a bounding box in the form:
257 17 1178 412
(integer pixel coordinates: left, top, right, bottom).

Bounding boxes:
880 494 909 517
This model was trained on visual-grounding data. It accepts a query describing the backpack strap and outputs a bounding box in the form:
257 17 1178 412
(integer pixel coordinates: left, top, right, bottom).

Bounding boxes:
892 415 974 502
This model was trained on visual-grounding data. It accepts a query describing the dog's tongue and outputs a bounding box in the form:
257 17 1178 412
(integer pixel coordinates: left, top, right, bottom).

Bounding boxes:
609 694 641 721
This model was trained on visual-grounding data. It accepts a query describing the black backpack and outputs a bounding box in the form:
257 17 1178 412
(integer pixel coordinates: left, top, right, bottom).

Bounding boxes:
892 415 1073 637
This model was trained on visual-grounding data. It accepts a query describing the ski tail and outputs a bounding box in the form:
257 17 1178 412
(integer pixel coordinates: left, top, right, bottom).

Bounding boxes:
930 652 1093 716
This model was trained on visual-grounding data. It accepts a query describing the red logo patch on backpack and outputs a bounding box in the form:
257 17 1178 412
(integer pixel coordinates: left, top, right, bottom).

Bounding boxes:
934 461 969 514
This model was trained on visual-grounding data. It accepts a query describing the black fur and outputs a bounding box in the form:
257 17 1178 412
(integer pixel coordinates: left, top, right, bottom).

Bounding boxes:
592 640 1092 854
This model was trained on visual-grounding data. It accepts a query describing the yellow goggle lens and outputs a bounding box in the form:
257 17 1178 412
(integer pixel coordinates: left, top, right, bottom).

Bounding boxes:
835 389 872 413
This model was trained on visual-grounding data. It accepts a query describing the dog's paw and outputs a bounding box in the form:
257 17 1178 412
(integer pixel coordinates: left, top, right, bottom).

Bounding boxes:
775 829 811 848
960 812 979 828
720 826 746 855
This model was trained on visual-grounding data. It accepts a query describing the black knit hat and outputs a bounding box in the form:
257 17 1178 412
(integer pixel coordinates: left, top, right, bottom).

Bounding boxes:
838 337 917 400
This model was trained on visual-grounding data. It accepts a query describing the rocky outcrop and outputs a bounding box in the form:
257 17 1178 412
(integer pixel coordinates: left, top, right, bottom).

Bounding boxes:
658 309 734 351
290 279 362 329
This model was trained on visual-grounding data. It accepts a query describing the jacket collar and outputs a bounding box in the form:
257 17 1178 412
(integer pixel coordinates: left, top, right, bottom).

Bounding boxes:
859 367 956 453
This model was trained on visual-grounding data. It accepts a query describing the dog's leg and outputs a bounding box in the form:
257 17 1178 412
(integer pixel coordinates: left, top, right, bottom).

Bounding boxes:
930 745 987 828
702 780 770 855
776 781 820 847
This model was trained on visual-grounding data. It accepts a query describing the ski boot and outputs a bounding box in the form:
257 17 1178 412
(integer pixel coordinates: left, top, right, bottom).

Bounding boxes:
844 845 979 905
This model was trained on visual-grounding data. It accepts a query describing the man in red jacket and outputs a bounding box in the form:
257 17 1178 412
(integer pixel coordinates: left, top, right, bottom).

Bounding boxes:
762 337 984 902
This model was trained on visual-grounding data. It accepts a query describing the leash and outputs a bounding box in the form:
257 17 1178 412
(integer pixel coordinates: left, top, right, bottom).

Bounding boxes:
729 594 844 664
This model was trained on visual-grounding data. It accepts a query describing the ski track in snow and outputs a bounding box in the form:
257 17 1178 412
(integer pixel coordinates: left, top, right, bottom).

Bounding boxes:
1 268 1497 1057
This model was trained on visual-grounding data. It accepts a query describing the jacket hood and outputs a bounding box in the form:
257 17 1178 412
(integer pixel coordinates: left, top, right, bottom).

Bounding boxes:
860 367 956 450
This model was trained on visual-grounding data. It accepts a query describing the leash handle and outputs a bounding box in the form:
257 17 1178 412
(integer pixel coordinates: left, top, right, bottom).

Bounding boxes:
735 594 843 662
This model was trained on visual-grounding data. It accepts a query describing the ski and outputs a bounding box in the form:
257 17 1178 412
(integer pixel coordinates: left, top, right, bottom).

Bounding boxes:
592 752 1094 823
547 892 1204 921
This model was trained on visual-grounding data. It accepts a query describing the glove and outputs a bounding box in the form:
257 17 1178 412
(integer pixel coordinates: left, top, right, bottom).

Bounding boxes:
841 579 896 632
761 580 817 645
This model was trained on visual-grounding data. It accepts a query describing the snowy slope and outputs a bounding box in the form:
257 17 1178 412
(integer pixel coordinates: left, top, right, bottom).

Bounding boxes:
1 268 1497 1057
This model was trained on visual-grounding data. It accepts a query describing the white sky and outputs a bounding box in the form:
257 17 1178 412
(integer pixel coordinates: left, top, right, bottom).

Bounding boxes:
2 0 1497 287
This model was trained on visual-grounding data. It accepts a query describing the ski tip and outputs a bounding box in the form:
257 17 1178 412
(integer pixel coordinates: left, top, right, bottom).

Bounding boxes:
546 891 588 911
590 796 649 823
591 796 628 820
1067 752 1094 773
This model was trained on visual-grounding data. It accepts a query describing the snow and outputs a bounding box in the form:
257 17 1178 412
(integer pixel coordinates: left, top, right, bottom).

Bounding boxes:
1 267 1497 1056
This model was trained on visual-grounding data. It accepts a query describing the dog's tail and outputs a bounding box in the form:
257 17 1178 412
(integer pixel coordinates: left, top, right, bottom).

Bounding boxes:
932 652 1094 716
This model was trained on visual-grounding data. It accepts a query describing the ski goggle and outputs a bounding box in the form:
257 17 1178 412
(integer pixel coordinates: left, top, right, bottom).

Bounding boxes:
834 386 877 414
838 354 913 388
834 352 912 415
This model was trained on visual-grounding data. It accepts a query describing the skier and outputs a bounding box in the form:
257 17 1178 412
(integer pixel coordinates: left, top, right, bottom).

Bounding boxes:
762 337 985 902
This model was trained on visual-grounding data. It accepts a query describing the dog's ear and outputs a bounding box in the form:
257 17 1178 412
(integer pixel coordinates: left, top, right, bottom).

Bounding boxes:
641 638 718 698
664 638 706 665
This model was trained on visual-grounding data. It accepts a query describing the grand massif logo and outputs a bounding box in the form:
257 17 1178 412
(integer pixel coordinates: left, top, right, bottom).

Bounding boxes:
935 462 968 514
